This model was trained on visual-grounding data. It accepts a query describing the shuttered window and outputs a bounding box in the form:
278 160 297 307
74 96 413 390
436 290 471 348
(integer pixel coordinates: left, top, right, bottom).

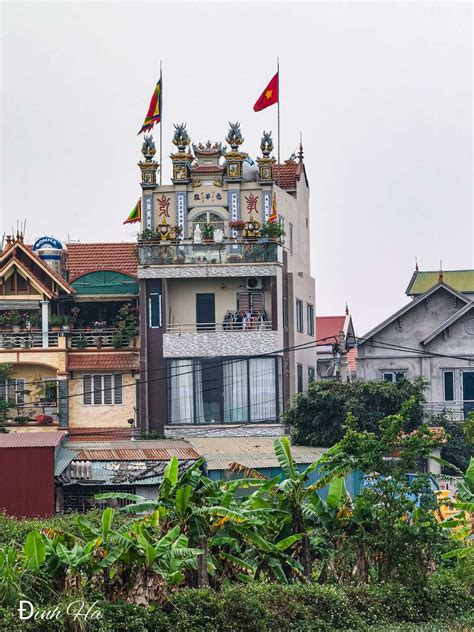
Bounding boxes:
236 292 264 311
83 374 123 406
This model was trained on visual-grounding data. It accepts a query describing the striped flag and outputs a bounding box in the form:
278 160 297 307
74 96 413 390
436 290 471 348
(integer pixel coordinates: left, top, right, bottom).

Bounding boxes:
138 79 162 134
123 199 141 224
269 193 278 223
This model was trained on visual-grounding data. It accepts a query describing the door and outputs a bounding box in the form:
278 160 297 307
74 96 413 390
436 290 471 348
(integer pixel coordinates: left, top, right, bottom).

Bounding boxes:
462 371 474 417
196 293 215 331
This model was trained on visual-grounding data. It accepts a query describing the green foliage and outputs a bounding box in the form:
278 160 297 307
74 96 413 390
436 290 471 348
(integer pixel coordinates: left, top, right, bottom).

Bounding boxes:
286 378 427 447
430 412 474 473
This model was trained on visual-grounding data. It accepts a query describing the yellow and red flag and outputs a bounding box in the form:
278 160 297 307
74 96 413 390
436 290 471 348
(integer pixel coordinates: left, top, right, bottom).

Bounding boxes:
269 193 278 223
253 72 279 112
138 80 162 134
123 199 141 225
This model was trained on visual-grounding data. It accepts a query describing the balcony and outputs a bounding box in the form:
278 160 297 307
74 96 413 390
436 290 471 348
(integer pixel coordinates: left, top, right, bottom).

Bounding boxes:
0 330 60 349
69 328 132 349
138 241 283 267
163 320 279 358
423 401 465 421
0 329 135 350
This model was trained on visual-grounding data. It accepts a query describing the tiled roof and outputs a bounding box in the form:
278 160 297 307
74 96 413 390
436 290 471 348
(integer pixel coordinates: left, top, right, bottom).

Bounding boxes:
67 351 140 371
316 316 345 345
66 428 133 442
406 270 474 296
67 243 138 281
347 347 357 373
0 431 66 448
71 442 199 461
273 162 304 190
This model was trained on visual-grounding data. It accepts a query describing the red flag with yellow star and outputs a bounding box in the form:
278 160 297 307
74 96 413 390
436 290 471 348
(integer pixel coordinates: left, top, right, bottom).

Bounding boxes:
253 72 278 112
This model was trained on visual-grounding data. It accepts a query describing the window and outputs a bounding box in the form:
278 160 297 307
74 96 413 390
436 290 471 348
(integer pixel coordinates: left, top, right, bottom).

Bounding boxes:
443 371 455 401
297 364 303 393
168 356 282 424
42 379 58 403
382 371 406 383
307 304 314 336
283 296 289 331
192 211 226 238
237 292 265 311
289 223 293 255
308 366 315 384
149 291 162 328
83 374 123 405
0 379 25 404
296 299 303 333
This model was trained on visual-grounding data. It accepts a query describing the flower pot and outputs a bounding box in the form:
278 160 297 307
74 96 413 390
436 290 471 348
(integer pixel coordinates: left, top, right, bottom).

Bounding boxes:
12 325 21 333
62 325 71 333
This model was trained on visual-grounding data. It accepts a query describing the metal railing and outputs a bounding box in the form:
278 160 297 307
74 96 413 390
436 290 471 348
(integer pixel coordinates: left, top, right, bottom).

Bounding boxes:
70 328 130 348
423 401 465 420
138 241 282 266
0 330 59 349
166 320 273 334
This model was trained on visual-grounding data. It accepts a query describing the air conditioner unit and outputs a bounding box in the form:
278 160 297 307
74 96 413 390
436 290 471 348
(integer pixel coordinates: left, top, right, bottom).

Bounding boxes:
246 277 263 290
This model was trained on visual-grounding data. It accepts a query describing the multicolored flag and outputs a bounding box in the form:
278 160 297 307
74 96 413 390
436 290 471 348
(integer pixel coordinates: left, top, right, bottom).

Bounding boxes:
138 80 162 134
123 199 141 224
269 193 278 223
253 72 279 112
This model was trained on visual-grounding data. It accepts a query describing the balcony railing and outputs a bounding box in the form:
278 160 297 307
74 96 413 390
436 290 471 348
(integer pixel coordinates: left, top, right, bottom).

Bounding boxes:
166 321 273 334
423 401 465 420
0 330 60 349
138 241 282 266
70 328 130 349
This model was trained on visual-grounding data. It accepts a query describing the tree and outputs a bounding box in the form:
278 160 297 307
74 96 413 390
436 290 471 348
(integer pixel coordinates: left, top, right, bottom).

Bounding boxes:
285 378 427 447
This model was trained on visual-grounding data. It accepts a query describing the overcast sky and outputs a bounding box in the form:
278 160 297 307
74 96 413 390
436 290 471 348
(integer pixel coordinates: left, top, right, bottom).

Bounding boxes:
1 1 472 333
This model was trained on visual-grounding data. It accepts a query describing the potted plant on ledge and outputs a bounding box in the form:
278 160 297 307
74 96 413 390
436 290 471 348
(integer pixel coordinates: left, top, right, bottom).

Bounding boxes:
260 221 285 242
49 314 64 332
202 224 215 243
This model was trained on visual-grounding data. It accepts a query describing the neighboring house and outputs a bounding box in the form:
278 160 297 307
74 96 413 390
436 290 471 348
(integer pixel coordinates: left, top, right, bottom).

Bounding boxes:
137 124 316 434
357 269 474 419
0 235 140 435
316 309 357 381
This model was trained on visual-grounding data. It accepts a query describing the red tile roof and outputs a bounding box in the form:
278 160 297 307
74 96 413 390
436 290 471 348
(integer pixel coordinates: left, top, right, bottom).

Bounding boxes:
316 316 346 345
67 243 138 281
0 431 66 448
274 162 305 190
66 428 133 442
67 352 140 371
347 347 357 373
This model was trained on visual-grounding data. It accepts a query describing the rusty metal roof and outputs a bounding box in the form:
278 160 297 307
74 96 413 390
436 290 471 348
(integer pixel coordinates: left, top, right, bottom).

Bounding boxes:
0 431 67 448
63 439 199 461
186 437 326 471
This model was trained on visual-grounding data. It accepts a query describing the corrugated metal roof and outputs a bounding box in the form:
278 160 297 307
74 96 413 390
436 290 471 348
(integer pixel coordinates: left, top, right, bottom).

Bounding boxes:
59 459 195 486
0 431 66 448
407 270 474 296
187 437 326 471
54 446 79 476
63 440 199 461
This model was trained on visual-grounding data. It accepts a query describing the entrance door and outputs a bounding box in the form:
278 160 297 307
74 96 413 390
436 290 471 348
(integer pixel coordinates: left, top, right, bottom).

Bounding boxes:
462 371 474 417
196 294 215 331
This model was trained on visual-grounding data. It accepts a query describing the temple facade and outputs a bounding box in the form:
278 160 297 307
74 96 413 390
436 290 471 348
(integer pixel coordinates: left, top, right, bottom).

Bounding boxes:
137 123 316 434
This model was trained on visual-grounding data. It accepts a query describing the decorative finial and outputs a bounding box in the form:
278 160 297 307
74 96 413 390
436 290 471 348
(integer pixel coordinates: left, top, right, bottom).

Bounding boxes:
298 132 304 162
226 121 244 150
141 134 156 162
172 123 191 152
345 302 349 316
439 259 443 283
415 256 419 272
260 130 273 156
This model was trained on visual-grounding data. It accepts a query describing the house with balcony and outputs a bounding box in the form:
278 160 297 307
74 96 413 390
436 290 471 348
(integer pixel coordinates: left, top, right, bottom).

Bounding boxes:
357 269 474 420
0 235 140 436
137 123 316 434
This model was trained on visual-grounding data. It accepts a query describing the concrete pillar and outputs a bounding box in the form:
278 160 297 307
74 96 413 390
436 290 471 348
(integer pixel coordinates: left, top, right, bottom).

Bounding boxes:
41 300 49 348
427 448 441 475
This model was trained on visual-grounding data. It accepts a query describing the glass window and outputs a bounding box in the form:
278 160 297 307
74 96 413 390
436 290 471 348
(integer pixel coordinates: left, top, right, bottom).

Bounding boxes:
149 291 162 328
237 292 265 312
283 296 288 331
250 357 276 421
42 380 58 403
297 364 303 393
307 304 314 336
296 299 303 333
308 366 315 384
223 359 248 423
382 371 406 383
195 359 221 424
83 374 123 406
0 379 25 404
169 360 193 423
443 371 454 401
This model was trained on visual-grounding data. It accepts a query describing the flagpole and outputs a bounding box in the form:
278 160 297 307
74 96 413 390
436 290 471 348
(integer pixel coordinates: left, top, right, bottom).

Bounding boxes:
277 56 280 188
159 60 163 187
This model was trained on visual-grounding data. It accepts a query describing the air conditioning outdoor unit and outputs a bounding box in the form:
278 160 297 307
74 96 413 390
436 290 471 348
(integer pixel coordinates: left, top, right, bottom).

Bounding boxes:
246 277 263 290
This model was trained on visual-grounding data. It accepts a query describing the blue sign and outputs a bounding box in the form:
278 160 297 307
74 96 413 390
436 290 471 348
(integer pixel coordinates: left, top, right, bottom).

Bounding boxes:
32 236 64 251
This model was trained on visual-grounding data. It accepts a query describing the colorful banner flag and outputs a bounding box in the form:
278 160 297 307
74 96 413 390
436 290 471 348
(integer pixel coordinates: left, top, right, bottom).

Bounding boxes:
269 193 278 223
123 199 141 224
138 80 162 134
253 72 279 112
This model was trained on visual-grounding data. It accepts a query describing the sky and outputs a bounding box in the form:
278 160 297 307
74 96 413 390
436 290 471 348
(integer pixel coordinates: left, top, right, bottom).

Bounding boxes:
1 1 472 334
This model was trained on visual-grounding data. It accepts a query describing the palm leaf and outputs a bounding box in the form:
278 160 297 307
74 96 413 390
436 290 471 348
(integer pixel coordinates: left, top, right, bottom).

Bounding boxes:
23 531 46 571
274 437 296 480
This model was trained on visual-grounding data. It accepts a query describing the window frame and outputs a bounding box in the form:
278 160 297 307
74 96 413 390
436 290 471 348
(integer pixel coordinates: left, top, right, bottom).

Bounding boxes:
148 291 162 328
0 378 25 404
306 303 314 337
297 363 304 393
382 370 407 383
308 366 315 384
83 374 123 406
296 299 304 333
443 370 455 402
